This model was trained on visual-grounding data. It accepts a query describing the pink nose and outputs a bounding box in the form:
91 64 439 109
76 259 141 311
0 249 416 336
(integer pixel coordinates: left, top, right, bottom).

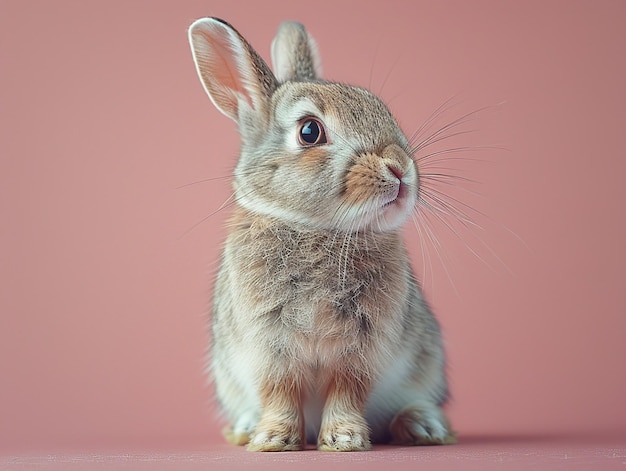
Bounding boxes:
387 165 404 180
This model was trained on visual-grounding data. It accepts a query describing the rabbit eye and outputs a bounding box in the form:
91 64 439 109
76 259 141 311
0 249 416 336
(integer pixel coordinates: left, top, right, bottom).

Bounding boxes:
297 118 327 146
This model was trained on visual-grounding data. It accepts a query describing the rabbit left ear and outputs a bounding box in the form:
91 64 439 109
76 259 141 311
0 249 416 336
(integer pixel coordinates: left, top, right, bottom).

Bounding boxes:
188 18 277 122
271 21 322 82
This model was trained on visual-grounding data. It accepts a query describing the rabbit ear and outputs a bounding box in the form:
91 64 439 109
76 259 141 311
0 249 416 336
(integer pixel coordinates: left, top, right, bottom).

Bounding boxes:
188 18 278 122
271 21 322 82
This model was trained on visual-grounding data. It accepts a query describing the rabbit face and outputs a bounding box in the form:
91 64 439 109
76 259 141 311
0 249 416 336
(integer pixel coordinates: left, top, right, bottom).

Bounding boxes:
235 81 418 233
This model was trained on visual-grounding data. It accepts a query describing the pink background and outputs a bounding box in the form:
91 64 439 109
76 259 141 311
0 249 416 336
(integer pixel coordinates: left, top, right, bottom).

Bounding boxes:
1 0 626 457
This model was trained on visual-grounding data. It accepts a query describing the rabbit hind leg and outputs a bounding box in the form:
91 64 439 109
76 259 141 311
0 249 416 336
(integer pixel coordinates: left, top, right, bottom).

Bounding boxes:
222 410 258 446
389 404 457 445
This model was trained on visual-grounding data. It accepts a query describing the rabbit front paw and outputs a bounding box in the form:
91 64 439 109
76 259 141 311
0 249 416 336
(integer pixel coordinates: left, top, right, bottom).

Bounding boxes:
247 424 304 452
317 421 372 452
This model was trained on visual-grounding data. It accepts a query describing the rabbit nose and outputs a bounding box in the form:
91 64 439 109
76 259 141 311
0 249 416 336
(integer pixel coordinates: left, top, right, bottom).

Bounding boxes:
381 144 410 180
387 164 404 181
386 164 407 200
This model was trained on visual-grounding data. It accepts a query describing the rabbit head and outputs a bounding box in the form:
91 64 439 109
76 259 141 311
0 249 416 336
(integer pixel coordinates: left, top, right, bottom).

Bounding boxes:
188 18 418 233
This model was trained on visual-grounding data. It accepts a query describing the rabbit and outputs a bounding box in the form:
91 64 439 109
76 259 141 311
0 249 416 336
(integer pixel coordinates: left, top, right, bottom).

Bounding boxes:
187 17 456 452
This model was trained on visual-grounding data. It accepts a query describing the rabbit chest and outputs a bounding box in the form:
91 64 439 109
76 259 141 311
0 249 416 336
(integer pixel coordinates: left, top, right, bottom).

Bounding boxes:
220 211 409 360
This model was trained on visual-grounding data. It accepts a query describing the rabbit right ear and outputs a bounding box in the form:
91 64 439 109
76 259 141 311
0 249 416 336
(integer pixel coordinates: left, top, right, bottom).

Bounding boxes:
188 18 278 122
271 21 322 82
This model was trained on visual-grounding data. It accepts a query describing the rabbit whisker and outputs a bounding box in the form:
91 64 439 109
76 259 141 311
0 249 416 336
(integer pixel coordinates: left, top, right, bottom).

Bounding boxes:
419 190 482 230
414 202 458 296
420 198 493 274
178 192 237 240
375 51 403 99
175 166 277 190
420 174 482 194
416 146 502 164
412 130 478 156
411 211 433 291
408 94 462 146
179 184 264 239
411 104 501 154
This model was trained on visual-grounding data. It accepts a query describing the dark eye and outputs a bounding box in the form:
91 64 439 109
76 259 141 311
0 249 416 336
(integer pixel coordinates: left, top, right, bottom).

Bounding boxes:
297 118 327 146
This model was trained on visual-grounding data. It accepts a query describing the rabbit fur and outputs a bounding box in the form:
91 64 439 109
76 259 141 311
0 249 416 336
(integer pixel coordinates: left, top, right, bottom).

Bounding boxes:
188 17 455 452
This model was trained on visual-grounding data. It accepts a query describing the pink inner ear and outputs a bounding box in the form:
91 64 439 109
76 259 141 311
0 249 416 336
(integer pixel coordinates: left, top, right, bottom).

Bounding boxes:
205 30 247 98
191 23 252 119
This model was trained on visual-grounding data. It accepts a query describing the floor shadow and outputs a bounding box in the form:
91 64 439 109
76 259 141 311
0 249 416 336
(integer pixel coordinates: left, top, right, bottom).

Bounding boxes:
454 433 561 446
360 430 626 451
447 430 626 447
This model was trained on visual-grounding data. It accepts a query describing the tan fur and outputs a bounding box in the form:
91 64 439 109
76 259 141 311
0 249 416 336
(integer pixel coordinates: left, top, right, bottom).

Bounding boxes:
299 147 330 170
223 426 251 446
318 369 373 451
188 18 454 452
247 377 305 451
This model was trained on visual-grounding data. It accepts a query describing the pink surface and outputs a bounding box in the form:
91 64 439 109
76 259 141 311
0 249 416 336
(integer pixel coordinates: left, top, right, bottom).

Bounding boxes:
3 435 626 471
1 0 625 462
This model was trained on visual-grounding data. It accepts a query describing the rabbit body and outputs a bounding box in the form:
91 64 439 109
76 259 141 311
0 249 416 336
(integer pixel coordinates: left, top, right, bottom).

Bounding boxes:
188 18 455 451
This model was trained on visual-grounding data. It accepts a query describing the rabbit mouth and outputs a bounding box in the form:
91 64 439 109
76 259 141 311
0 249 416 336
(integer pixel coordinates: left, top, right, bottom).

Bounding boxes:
371 178 417 231
381 180 408 208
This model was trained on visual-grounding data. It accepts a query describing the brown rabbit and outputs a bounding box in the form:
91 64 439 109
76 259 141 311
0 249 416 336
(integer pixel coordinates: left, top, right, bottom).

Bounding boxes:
188 17 456 452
